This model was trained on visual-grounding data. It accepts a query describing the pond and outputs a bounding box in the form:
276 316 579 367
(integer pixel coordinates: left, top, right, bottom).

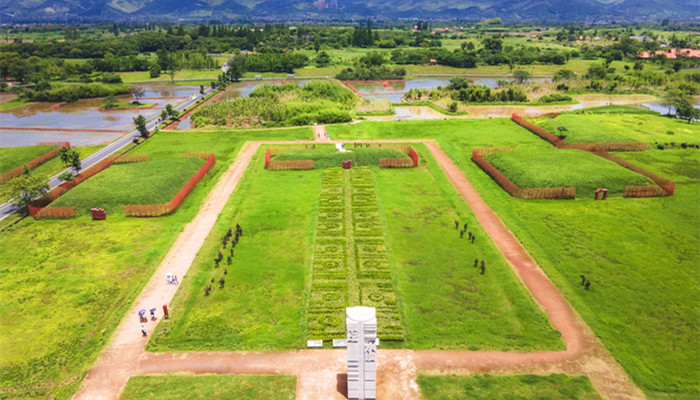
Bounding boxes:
347 76 550 103
642 100 700 115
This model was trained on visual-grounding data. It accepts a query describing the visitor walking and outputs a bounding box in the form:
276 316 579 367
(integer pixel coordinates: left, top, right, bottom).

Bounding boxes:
141 326 147 337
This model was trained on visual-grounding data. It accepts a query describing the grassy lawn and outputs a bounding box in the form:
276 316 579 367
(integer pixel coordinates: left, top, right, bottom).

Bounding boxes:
0 145 104 203
0 144 56 174
328 118 700 396
418 374 602 400
273 146 408 168
377 144 562 350
151 141 562 351
532 110 700 145
50 157 205 216
120 375 295 400
485 147 654 197
0 128 311 400
149 148 321 351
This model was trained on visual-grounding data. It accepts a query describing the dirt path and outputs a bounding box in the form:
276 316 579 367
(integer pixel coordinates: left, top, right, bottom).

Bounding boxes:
313 124 331 142
72 142 260 400
72 139 644 400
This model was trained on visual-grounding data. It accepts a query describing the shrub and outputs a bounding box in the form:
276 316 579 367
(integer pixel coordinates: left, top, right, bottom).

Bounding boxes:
538 93 573 103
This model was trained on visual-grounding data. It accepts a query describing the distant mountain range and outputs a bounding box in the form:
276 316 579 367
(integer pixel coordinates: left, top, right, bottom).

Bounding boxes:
2 0 699 22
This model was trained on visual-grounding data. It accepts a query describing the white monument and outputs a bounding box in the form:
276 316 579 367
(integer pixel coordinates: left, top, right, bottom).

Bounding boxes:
346 306 377 399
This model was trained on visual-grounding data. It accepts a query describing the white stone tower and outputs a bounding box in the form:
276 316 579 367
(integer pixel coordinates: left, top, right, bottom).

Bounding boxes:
346 306 377 399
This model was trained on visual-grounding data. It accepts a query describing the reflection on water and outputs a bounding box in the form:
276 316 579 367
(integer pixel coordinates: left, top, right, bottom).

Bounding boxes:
139 85 201 99
0 129 123 147
642 101 700 115
349 77 550 103
394 106 445 120
0 85 198 146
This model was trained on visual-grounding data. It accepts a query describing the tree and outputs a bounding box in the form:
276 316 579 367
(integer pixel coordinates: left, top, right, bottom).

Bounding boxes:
358 51 385 67
586 63 608 80
164 103 179 118
156 48 180 83
315 51 331 67
675 100 699 123
149 62 161 78
200 85 205 95
134 114 149 138
314 38 321 53
59 146 72 166
513 70 532 83
103 94 118 109
553 69 575 81
129 86 146 104
633 61 644 71
8 171 49 207
58 171 74 182
661 89 687 115
482 37 503 51
69 151 82 174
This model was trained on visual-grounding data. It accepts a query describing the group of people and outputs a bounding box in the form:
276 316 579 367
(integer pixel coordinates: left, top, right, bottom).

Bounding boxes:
139 308 159 337
207 224 242 295
454 220 485 273
580 274 592 290
456 220 476 244
166 275 179 285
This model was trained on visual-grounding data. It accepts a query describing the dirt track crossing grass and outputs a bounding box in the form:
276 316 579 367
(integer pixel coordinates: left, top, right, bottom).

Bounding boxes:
0 128 312 400
327 118 700 396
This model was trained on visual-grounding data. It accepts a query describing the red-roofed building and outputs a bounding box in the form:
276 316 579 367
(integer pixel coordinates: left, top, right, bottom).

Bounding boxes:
679 48 700 58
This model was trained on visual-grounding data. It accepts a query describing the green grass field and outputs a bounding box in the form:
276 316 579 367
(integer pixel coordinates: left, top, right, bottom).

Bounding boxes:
50 158 205 216
0 145 104 203
120 375 295 400
485 147 654 197
149 151 321 351
418 374 602 400
376 144 562 350
0 127 311 400
0 144 56 174
151 143 562 351
273 147 408 168
532 110 700 145
327 118 700 397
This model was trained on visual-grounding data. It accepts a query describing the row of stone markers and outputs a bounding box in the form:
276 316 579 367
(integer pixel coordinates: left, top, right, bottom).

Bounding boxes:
307 167 404 342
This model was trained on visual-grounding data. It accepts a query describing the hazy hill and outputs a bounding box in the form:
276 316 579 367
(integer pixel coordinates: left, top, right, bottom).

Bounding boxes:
2 0 699 21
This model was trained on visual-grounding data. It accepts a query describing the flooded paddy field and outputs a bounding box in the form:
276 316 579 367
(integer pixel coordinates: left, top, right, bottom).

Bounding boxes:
0 85 199 147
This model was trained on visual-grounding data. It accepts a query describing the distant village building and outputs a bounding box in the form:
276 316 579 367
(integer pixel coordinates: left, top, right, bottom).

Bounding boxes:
637 48 700 59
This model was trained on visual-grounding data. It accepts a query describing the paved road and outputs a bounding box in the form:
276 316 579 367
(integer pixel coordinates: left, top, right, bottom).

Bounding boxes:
0 88 214 221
